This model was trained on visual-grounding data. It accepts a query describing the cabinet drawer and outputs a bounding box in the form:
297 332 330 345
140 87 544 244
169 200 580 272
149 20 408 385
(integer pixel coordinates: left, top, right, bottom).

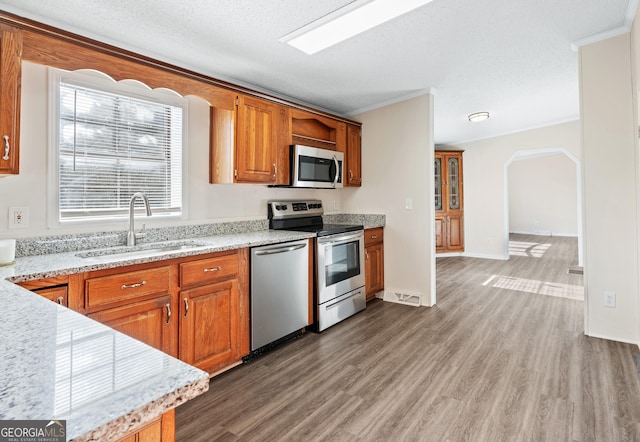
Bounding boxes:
85 266 170 309
180 253 239 288
365 228 383 246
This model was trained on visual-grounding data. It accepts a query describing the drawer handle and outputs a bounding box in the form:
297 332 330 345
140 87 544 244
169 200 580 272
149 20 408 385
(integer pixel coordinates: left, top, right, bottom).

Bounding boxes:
56 296 64 305
121 281 146 290
183 297 189 318
371 235 378 239
2 135 9 161
165 303 171 324
203 266 221 273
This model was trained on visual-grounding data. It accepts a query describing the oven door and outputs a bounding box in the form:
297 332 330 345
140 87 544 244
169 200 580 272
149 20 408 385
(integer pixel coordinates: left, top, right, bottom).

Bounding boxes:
316 230 365 304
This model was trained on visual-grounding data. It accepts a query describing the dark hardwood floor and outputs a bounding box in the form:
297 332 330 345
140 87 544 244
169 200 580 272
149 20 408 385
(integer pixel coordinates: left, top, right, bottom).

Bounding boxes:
176 234 640 441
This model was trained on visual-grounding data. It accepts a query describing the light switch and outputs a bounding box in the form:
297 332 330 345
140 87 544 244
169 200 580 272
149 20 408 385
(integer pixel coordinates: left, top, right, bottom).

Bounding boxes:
405 198 413 210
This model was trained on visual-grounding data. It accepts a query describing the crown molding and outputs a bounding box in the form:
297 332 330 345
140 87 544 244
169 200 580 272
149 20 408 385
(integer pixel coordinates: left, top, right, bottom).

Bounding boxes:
345 87 435 117
571 0 639 51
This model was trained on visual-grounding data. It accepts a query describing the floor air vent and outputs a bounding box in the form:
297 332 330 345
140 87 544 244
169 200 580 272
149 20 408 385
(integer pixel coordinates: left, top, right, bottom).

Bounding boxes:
383 290 421 307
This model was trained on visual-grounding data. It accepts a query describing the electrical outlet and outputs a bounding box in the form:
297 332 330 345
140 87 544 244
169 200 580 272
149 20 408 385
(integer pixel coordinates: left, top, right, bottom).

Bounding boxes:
405 198 413 210
8 206 29 230
604 291 616 308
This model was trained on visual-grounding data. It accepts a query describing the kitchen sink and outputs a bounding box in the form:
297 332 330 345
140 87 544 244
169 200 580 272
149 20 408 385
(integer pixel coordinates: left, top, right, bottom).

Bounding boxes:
76 241 207 261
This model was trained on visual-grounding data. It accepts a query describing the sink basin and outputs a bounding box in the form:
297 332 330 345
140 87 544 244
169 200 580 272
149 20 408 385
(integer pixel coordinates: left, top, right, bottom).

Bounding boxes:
76 241 207 261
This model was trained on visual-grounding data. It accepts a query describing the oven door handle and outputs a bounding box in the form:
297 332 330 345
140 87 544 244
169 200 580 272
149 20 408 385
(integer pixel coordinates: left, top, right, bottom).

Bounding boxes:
325 289 363 310
318 232 363 245
254 243 306 256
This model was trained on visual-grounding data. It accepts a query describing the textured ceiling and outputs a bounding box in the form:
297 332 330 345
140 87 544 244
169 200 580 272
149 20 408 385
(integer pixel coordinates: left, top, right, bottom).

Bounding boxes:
0 0 634 144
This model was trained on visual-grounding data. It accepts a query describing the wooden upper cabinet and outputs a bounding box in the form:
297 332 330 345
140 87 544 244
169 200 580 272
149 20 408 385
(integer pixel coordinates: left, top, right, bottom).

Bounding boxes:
235 95 279 183
291 109 339 149
0 24 22 175
346 124 362 186
211 94 290 185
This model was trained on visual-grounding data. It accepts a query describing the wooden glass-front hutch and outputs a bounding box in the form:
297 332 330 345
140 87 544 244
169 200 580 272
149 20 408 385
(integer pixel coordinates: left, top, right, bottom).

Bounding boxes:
435 150 464 253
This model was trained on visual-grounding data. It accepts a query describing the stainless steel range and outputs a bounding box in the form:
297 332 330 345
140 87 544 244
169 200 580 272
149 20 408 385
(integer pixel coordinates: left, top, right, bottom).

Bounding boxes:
268 199 366 331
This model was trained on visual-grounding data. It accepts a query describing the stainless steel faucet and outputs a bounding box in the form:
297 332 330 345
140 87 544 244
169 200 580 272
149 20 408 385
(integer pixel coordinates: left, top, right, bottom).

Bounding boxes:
127 192 152 246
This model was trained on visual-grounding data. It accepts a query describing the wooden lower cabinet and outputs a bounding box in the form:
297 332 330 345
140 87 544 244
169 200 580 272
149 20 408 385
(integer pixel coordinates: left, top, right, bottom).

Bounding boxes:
20 248 250 378
178 249 249 375
179 279 242 374
18 275 70 306
33 285 68 306
87 295 176 356
364 228 384 301
435 214 464 253
115 409 175 442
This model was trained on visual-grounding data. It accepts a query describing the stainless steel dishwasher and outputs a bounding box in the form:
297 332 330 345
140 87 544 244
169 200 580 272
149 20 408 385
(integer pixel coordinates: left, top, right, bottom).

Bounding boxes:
250 239 309 352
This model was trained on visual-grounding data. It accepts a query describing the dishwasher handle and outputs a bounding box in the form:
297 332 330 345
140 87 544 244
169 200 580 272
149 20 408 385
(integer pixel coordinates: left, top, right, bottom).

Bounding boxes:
254 243 306 256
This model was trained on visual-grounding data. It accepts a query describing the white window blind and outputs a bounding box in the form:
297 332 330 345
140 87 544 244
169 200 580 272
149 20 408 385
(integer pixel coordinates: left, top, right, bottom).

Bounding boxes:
57 78 183 222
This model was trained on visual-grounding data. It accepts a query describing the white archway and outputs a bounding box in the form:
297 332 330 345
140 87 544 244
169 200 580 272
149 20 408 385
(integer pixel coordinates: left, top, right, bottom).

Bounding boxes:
503 147 583 267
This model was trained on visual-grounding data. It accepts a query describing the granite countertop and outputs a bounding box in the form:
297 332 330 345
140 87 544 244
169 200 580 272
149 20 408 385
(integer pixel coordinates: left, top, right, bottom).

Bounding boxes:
0 292 209 441
0 216 385 441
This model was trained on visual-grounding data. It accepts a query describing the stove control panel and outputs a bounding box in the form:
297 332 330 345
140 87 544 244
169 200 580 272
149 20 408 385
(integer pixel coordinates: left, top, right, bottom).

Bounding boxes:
268 199 324 219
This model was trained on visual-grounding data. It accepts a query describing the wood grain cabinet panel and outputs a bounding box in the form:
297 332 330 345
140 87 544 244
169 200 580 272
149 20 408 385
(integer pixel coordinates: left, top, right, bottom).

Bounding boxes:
212 95 290 185
180 253 239 288
179 279 242 375
85 267 171 310
346 124 362 187
235 95 279 183
114 410 174 442
87 295 176 356
364 228 384 301
34 286 68 306
0 24 22 175
178 249 249 376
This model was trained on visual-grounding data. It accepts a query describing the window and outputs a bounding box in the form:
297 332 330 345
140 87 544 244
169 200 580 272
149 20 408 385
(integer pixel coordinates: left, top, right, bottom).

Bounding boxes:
51 70 185 224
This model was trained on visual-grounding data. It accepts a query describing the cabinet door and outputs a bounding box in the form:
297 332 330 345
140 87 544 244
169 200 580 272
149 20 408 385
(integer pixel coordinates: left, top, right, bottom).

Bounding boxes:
446 155 462 211
0 25 22 175
447 214 464 252
346 124 362 186
34 286 68 306
114 410 174 442
435 216 446 253
235 95 279 183
434 156 443 211
180 279 241 375
88 295 177 356
365 243 384 301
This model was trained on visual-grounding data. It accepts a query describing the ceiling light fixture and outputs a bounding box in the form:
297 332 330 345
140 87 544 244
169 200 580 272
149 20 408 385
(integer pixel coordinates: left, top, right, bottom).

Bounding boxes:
279 0 435 55
468 112 490 122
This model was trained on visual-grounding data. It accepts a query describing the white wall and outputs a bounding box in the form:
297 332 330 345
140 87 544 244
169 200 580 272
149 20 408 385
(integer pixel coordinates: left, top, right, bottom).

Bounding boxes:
342 94 435 306
580 33 640 344
445 121 581 259
0 62 342 239
508 153 578 236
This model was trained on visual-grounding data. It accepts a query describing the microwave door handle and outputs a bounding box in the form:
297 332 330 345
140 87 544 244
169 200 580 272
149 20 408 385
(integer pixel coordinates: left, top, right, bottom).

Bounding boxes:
332 155 339 187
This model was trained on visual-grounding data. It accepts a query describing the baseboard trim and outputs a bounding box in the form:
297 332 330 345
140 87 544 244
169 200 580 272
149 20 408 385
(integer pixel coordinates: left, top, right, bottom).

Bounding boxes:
585 331 640 347
462 252 508 261
509 230 578 238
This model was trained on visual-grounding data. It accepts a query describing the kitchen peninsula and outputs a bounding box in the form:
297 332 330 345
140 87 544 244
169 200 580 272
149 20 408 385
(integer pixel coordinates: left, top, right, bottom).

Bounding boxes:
0 228 316 441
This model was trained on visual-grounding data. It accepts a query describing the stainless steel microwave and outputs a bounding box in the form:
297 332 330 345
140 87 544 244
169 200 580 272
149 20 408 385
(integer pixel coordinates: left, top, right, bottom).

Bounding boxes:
290 145 343 189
